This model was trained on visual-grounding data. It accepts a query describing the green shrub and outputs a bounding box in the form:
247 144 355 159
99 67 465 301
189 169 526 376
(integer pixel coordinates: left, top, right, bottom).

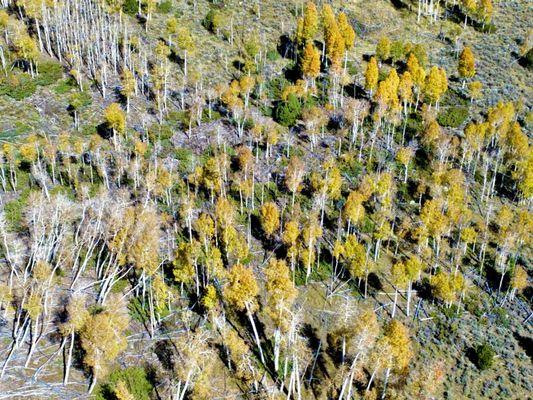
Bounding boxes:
175 147 194 175
201 108 221 123
437 106 469 128
274 93 301 127
127 297 148 323
4 188 31 231
148 123 174 142
122 0 137 15
54 78 77 94
390 40 405 62
35 62 63 86
94 366 153 400
0 73 36 100
266 49 280 62
474 343 495 370
479 23 496 34
157 0 172 13
266 76 289 100
493 307 510 328
243 37 260 59
203 9 222 33
69 91 92 110
165 110 189 129
110 278 129 294
346 60 358 75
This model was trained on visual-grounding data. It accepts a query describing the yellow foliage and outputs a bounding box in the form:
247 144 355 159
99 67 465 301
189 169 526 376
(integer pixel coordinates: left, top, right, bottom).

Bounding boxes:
224 264 259 312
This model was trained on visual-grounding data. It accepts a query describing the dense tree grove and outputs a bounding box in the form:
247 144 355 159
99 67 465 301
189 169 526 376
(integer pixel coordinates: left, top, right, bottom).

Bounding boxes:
0 0 530 399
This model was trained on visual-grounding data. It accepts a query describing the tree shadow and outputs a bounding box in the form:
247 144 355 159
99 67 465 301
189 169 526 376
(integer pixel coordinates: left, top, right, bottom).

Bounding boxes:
301 323 331 393
277 34 297 60
367 272 383 292
513 332 533 359
484 264 510 292
113 86 128 109
388 0 409 10
465 346 477 366
343 82 370 100
413 279 432 300
515 49 532 70
153 339 174 371
96 122 113 140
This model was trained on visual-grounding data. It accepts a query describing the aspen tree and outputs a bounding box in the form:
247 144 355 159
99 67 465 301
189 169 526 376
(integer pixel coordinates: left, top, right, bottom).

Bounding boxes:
322 4 345 69
301 216 323 281
223 264 265 364
365 56 379 94
343 190 366 233
338 12 355 50
468 81 483 102
265 123 281 158
422 119 442 151
509 265 528 301
310 160 342 227
265 258 297 371
398 71 414 119
221 226 249 263
431 270 465 307
478 0 493 26
302 106 327 149
60 296 89 385
285 156 305 207
120 69 136 113
166 16 179 47
23 288 44 368
223 328 257 383
396 147 414 182
0 11 8 41
405 256 424 315
458 46 475 87
376 36 391 62
127 207 160 276
425 67 448 107
81 298 129 392
239 75 255 110
390 261 409 318
300 41 321 82
144 0 157 25
343 234 369 291
283 219 300 271
171 329 214 400
104 103 126 147
336 308 379 400
296 1 319 45
407 53 426 106
13 32 39 77
381 320 413 398
260 201 280 238
174 241 200 292
515 152 533 202
104 0 124 14
195 212 215 251
177 27 195 77
204 245 225 282
462 0 477 27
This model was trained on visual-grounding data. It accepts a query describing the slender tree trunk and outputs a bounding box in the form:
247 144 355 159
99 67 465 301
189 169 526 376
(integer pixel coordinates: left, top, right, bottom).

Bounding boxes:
246 305 265 364
63 331 75 385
